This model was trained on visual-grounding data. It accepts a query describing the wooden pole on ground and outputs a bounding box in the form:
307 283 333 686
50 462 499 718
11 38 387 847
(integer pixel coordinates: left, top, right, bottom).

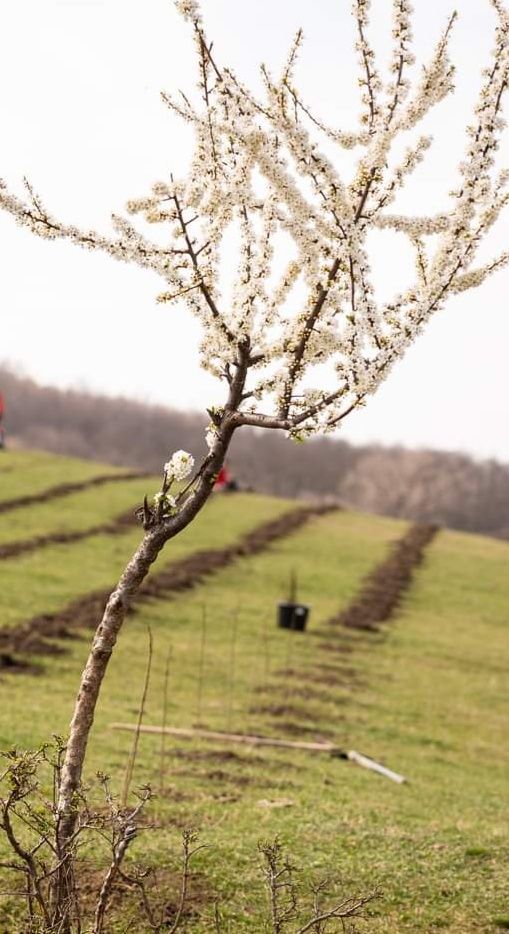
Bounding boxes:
110 723 407 783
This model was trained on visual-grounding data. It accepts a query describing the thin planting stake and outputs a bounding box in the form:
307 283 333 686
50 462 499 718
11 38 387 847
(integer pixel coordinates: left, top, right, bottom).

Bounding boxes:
160 643 173 794
226 606 239 732
121 626 153 807
195 605 207 725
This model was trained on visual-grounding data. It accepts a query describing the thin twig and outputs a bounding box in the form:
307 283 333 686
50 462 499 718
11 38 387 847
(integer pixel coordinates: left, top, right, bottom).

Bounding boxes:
226 607 239 732
195 606 208 725
160 644 173 795
167 830 207 934
121 627 153 808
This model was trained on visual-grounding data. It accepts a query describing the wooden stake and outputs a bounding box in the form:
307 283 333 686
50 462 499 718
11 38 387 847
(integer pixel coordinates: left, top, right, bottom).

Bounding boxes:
160 644 172 794
112 722 335 752
110 723 407 784
226 606 239 731
195 606 207 724
263 616 271 684
120 627 153 807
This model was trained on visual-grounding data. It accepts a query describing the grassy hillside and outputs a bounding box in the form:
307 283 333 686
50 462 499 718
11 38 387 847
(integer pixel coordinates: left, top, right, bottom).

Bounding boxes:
0 449 126 503
0 450 508 932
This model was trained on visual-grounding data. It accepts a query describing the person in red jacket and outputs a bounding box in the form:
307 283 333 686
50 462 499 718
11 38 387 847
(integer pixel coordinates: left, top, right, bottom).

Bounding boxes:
214 463 238 492
214 464 232 492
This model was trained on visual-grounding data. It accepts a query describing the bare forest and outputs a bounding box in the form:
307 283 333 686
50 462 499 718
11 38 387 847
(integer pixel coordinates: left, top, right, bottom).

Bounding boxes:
2 365 508 539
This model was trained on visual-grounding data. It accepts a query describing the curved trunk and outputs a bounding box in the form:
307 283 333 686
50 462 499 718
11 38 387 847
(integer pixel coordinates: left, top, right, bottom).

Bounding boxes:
55 526 167 847
52 529 168 930
52 360 247 927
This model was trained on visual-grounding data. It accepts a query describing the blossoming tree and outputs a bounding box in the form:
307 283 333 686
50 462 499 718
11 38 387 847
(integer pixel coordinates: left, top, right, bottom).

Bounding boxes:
1 0 508 914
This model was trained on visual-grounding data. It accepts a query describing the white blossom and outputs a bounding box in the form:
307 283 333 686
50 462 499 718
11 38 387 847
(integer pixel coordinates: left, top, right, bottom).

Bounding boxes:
205 425 219 451
164 450 195 480
174 0 201 24
0 2 508 440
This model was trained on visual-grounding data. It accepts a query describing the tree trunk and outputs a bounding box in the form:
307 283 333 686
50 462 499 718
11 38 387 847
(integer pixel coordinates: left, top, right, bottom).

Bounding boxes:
52 482 221 928
53 526 167 929
55 527 166 837
51 381 245 928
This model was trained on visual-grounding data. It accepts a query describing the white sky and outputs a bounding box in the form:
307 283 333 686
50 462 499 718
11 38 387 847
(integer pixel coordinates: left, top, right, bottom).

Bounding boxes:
1 0 508 459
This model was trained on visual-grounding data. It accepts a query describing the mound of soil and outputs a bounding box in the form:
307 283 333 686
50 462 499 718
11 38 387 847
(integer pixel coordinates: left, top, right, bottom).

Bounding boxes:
0 503 335 670
0 508 137 560
0 471 147 515
330 522 439 631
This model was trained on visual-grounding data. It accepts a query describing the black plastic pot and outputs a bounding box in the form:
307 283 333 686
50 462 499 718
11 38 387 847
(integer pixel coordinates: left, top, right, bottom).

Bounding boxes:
277 602 310 632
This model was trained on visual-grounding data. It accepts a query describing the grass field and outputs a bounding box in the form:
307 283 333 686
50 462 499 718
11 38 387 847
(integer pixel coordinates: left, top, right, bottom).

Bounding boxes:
0 474 152 545
0 449 126 504
0 449 508 932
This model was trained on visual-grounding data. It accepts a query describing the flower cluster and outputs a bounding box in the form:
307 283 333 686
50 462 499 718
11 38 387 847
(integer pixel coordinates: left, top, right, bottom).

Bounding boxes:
174 0 201 24
205 425 218 451
164 450 195 481
0 0 508 440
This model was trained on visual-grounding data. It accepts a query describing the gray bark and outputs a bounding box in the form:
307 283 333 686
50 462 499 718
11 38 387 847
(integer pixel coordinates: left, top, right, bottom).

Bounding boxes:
53 354 249 926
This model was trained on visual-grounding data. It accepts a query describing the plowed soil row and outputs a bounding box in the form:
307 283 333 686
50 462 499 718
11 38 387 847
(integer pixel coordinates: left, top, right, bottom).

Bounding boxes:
0 509 137 560
0 471 147 515
330 522 438 631
0 503 335 668
246 524 438 739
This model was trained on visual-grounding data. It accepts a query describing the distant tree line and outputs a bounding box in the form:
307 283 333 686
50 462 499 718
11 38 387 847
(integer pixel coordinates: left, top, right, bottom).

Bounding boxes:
0 366 359 497
2 365 509 539
339 447 509 538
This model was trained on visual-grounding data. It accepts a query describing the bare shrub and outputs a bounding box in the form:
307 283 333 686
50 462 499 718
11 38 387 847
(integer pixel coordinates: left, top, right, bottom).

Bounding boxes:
258 838 378 933
0 742 206 933
0 745 378 933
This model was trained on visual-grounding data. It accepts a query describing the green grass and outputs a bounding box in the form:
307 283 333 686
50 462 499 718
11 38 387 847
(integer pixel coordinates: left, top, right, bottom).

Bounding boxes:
0 474 158 545
0 451 508 931
0 448 126 503
0 491 295 629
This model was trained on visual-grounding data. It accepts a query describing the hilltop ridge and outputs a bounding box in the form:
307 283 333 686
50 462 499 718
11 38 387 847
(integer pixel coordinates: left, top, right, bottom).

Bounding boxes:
2 365 509 539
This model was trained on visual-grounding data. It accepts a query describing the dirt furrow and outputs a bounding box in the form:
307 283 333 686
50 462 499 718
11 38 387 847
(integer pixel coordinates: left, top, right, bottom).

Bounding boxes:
0 503 336 669
0 471 148 515
329 522 439 631
249 524 439 738
0 509 137 560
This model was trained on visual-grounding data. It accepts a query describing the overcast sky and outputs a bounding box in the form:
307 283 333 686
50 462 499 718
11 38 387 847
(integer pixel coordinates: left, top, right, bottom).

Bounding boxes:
1 0 508 459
